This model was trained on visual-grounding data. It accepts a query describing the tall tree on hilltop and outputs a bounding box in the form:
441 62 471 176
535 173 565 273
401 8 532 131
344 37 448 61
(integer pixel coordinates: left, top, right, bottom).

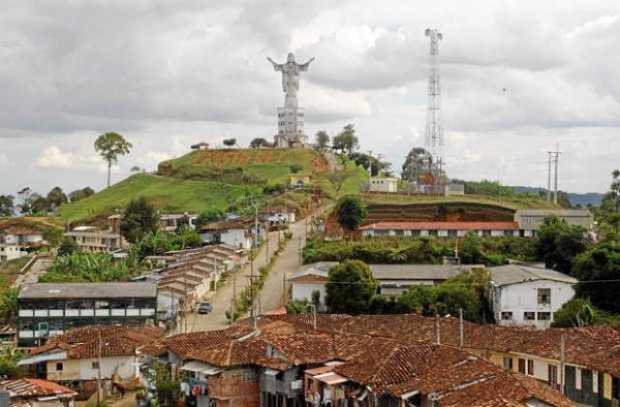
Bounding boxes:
46 187 68 210
94 132 132 188
332 124 358 155
402 147 431 182
315 130 330 151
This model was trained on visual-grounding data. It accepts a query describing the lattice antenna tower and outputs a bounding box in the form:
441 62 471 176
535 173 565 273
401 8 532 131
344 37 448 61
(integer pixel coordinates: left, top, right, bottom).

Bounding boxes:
424 28 444 166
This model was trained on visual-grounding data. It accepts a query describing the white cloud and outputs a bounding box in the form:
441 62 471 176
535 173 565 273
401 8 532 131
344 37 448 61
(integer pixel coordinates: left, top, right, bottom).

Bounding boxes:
35 146 75 169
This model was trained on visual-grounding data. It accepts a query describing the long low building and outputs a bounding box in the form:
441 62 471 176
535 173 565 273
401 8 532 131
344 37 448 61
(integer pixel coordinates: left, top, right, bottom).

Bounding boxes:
360 221 521 238
290 262 483 308
17 282 157 347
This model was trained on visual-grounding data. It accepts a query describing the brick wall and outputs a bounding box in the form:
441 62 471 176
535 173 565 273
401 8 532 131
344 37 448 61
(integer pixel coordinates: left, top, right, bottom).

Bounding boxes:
209 368 260 407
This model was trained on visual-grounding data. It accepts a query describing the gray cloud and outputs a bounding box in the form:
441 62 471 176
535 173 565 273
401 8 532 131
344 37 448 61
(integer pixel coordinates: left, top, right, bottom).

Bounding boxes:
0 0 619 195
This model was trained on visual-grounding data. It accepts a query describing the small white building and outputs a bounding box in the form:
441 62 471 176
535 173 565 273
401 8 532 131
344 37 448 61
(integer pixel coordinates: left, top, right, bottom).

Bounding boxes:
160 213 198 232
514 209 594 237
200 222 253 251
64 226 126 253
0 226 44 246
488 264 577 329
0 243 26 263
367 177 399 193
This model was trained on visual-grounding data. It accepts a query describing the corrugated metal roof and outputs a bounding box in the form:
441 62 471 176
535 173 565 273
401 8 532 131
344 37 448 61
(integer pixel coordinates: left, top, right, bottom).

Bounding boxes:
18 282 157 299
489 264 578 286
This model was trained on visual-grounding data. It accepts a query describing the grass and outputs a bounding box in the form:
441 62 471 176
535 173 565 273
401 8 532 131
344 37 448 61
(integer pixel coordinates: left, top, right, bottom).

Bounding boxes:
0 256 30 290
361 192 560 210
158 148 329 186
59 173 261 223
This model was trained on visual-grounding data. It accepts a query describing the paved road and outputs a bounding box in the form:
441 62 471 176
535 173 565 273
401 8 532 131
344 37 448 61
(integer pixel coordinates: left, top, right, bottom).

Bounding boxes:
187 228 292 332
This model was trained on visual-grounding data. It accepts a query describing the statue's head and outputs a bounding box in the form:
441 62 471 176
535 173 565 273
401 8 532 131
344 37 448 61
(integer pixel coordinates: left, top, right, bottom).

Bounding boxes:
287 52 295 63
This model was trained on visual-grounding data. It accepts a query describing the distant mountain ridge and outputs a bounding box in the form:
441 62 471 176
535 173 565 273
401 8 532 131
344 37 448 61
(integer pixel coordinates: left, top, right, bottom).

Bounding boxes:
511 186 604 207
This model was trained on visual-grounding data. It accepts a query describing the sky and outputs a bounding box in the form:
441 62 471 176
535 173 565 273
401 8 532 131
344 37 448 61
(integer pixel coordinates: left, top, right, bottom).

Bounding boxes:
1 0 619 196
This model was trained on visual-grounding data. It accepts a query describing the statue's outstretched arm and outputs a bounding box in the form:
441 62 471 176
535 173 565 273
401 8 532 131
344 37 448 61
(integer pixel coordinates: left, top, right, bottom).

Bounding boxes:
298 57 315 71
267 57 283 71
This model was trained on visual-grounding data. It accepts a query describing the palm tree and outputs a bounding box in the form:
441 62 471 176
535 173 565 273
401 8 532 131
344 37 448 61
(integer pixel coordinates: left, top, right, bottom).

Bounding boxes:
94 132 132 188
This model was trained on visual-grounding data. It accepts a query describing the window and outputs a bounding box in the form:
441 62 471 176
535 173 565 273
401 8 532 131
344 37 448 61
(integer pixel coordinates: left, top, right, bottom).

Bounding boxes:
548 365 559 388
503 357 513 370
524 312 536 321
56 362 63 371
537 288 551 305
518 358 526 374
537 312 551 321
501 312 513 320
92 361 100 370
527 359 534 375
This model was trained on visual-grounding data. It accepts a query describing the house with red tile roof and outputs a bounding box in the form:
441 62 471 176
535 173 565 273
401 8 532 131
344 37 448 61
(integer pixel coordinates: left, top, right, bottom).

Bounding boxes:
17 325 164 391
144 315 576 407
0 378 76 405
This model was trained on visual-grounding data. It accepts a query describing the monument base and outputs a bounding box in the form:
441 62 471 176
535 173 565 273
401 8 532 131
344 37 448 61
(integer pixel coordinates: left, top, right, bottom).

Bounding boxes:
274 133 307 148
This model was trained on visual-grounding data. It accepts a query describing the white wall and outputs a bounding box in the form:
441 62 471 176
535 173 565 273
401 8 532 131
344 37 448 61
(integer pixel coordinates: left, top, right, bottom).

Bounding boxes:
79 356 137 380
493 280 575 328
221 229 250 250
291 282 326 308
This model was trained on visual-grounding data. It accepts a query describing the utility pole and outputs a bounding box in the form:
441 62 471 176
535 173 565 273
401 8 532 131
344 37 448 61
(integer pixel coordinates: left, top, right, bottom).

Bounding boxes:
282 272 287 307
298 237 302 265
434 311 441 345
459 308 464 349
548 146 561 204
546 152 552 202
97 329 102 405
560 334 566 394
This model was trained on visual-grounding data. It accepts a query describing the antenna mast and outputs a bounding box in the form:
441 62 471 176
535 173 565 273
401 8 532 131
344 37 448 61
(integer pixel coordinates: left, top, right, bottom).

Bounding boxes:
424 28 444 193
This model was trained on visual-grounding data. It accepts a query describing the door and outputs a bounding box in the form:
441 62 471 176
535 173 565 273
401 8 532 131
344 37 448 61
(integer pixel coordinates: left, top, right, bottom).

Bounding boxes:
565 366 577 401
581 369 594 405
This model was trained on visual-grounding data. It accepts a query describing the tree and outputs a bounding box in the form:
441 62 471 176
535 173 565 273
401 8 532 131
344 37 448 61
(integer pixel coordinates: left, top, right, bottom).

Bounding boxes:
311 290 321 311
0 288 19 321
0 195 14 217
401 147 431 182
572 242 620 313
332 124 358 154
250 138 270 148
223 138 237 147
120 197 159 243
325 260 377 314
147 360 181 405
46 186 68 210
289 163 303 174
461 231 483 264
30 195 49 214
58 237 80 257
195 209 224 230
315 131 330 150
94 132 132 188
336 195 367 231
552 298 597 328
68 187 95 203
535 216 590 274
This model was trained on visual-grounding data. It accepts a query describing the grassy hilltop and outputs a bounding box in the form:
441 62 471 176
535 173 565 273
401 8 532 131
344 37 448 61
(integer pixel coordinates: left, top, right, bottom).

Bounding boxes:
59 148 368 223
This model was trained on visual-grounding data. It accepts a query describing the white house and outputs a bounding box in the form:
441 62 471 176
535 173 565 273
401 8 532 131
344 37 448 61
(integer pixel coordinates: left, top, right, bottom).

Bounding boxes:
17 326 164 384
200 222 253 251
367 177 399 193
159 213 198 232
290 262 484 308
488 264 577 329
0 243 26 263
0 226 44 246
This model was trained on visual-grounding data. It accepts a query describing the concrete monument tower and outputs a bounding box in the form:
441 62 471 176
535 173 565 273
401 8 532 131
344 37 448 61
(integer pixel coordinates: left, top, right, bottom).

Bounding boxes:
267 53 315 148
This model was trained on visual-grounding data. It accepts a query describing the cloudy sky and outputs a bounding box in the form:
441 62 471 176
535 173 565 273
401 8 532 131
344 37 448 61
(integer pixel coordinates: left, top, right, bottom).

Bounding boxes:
1 0 619 196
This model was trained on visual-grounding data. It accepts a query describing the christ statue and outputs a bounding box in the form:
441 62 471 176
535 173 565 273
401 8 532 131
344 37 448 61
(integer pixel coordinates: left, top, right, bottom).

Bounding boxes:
267 52 315 108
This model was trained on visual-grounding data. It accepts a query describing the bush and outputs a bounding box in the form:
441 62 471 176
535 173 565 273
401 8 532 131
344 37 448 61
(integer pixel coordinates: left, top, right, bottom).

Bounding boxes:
58 237 80 257
336 195 367 231
325 260 377 314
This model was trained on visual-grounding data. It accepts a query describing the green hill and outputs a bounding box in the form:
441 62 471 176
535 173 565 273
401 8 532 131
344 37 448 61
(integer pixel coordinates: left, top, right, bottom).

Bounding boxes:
58 148 368 223
58 173 260 223
157 148 330 186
